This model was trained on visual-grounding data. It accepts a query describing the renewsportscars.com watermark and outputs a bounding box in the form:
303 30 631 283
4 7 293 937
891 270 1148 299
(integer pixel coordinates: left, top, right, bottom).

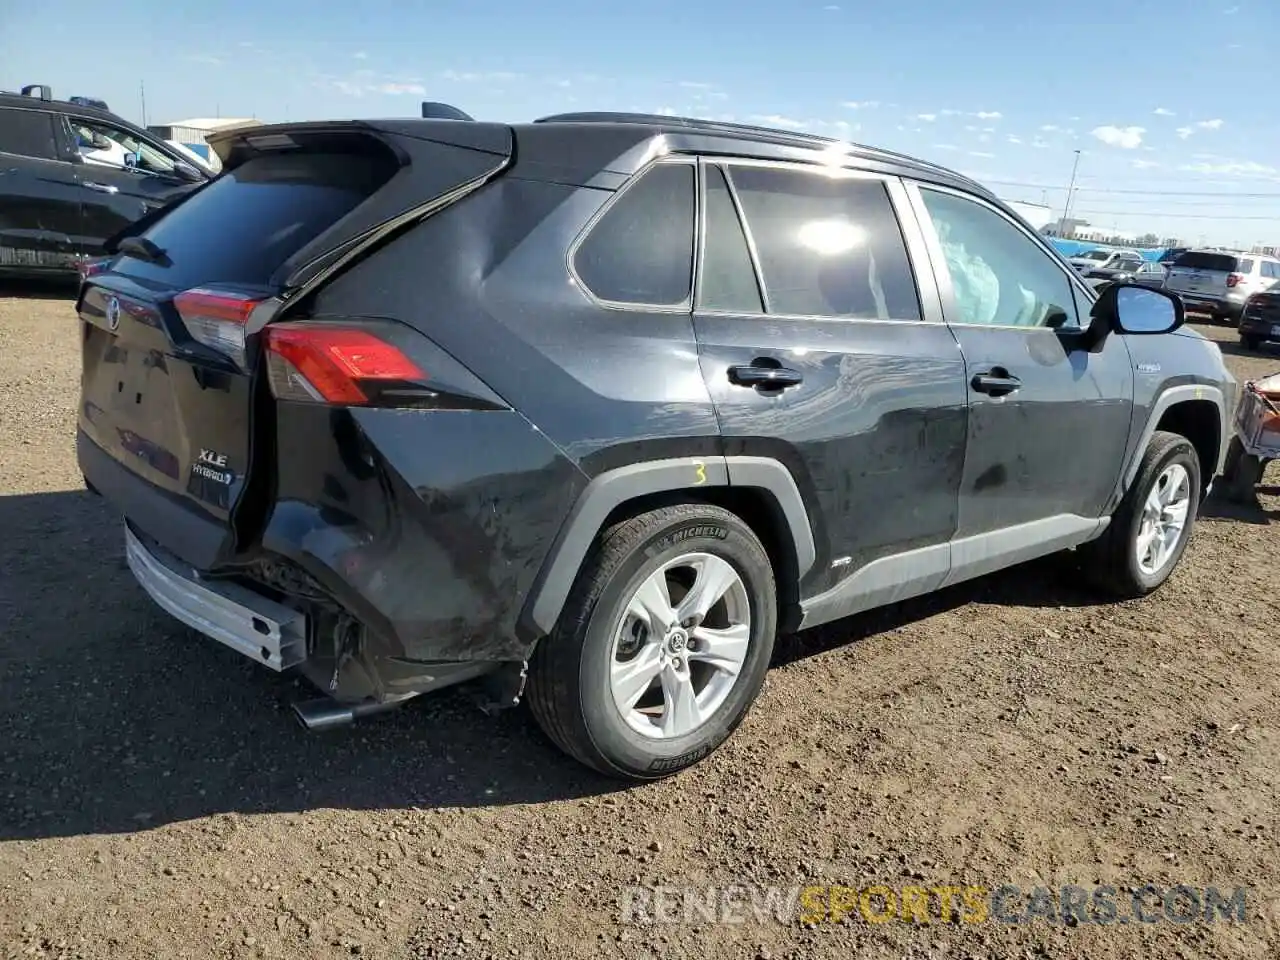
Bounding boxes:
620 884 1250 927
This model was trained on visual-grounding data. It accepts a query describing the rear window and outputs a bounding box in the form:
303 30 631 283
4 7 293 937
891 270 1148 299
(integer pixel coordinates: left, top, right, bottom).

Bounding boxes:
115 151 396 289
1172 252 1238 272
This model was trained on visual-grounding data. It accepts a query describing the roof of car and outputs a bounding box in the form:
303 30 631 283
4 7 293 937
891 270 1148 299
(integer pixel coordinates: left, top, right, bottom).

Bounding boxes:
530 111 994 197
0 89 132 126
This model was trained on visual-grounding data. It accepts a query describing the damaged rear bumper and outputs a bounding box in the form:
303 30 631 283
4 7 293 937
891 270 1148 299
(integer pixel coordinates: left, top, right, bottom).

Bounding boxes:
125 523 307 671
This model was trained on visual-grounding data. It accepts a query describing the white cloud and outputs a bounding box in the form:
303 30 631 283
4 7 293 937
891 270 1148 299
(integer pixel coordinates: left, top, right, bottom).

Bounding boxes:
824 3 841 8
1197 118 1225 130
440 69 523 83
654 106 679 116
1006 134 1023 144
915 113 938 122
750 114 806 130
1225 4 1240 12
186 54 222 65
555 79 572 88
1153 107 1175 116
968 150 996 158
932 143 960 151
1091 124 1145 149
678 81 714 90
376 81 426 95
842 100 879 109
1181 159 1277 177
941 109 963 116
353 50 368 60
1176 126 1194 139
978 134 991 143
973 111 1002 120
1040 124 1059 132
1131 159 1160 169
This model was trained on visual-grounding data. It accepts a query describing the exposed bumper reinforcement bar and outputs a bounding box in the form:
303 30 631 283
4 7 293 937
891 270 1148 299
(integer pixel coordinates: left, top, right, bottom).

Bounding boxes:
124 524 308 671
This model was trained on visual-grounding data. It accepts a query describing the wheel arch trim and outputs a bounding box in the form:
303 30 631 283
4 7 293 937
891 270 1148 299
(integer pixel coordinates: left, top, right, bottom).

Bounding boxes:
1122 384 1228 495
523 456 816 636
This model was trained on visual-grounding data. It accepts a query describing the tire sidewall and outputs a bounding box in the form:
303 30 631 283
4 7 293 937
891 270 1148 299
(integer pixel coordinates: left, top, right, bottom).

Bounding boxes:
576 515 776 779
1121 439 1201 591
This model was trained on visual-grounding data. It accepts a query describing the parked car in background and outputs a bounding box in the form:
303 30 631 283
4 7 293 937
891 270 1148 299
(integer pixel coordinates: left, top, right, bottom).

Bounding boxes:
1237 289 1280 350
0 84 208 278
1068 249 1136 273
1163 250 1280 324
76 111 1234 779
1082 257 1166 291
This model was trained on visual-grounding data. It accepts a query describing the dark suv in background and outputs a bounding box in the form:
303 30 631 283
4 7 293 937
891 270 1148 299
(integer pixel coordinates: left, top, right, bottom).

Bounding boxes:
75 111 1234 779
0 84 207 277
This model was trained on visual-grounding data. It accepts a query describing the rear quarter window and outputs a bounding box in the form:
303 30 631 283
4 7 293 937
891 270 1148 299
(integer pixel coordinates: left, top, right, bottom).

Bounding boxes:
115 151 397 289
572 162 695 306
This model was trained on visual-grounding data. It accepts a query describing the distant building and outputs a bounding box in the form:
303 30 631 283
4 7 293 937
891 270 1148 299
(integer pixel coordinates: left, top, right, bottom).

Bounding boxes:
147 117 263 172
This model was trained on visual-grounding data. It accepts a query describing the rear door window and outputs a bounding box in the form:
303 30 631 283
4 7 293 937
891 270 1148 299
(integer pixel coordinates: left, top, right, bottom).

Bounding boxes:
0 108 59 160
1172 252 1238 272
573 162 695 306
115 151 396 290
699 165 764 313
727 165 921 320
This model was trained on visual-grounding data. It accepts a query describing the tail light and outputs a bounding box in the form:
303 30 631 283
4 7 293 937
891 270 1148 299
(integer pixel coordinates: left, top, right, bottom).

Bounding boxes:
1227 273 1244 287
175 288 268 366
263 326 426 406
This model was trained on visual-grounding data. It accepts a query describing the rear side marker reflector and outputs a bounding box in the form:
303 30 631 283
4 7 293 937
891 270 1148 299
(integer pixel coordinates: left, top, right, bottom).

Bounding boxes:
264 327 426 405
175 288 267 365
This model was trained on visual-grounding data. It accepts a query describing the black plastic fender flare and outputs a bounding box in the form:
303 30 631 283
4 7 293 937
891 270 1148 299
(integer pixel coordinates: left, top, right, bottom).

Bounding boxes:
521 456 816 636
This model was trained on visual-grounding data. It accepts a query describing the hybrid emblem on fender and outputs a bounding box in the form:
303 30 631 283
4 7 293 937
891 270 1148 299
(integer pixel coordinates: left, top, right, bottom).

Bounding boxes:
106 296 121 331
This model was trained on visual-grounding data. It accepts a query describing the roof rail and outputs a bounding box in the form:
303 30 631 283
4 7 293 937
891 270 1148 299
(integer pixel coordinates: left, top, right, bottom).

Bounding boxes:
421 101 473 121
20 84 52 101
534 111 837 145
533 111 982 188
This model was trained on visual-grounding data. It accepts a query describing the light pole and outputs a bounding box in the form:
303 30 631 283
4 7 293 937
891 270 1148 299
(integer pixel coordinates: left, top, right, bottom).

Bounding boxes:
1061 149 1082 231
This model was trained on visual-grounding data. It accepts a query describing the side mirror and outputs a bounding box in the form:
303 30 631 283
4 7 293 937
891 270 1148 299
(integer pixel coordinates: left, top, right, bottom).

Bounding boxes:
1092 283 1184 336
172 161 204 182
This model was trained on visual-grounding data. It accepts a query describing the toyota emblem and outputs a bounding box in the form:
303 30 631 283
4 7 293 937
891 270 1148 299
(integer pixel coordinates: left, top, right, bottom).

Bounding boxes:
106 296 121 331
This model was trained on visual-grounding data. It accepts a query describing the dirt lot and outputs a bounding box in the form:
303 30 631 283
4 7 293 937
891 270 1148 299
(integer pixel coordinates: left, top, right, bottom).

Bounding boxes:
2 286 1280 960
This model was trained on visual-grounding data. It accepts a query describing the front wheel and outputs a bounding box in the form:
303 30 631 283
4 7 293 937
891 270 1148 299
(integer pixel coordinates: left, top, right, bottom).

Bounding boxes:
526 504 777 780
1082 431 1201 598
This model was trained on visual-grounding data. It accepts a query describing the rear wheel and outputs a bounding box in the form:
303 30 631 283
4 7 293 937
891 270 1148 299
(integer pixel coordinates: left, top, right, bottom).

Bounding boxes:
526 504 776 780
1082 431 1200 598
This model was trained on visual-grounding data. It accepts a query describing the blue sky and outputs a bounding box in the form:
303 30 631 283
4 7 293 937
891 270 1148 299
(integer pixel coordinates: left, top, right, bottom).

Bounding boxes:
4 0 1277 245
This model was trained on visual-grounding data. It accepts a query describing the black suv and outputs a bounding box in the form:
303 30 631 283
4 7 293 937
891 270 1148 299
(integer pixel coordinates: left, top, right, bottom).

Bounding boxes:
0 84 207 277
76 112 1235 779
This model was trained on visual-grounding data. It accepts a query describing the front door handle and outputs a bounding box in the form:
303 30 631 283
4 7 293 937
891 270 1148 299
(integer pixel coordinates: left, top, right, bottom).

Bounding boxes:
82 182 119 194
728 361 804 390
971 367 1021 397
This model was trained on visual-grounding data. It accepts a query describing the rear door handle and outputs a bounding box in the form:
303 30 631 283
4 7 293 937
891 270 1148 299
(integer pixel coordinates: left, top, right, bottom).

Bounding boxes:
82 182 119 194
728 361 804 390
971 368 1021 397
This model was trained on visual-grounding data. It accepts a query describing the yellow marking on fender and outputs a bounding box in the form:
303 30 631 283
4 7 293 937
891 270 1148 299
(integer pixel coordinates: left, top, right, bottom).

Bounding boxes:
692 461 707 485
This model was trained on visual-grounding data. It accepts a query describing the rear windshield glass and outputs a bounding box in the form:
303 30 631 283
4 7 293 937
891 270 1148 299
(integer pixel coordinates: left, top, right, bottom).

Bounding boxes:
115 152 395 289
1172 252 1238 272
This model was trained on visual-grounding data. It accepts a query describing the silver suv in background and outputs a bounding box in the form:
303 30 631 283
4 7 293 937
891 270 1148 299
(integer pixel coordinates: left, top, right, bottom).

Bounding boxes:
1163 250 1280 324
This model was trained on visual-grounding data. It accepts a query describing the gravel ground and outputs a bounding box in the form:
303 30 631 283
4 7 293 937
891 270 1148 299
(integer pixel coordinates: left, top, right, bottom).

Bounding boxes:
3 286 1280 959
